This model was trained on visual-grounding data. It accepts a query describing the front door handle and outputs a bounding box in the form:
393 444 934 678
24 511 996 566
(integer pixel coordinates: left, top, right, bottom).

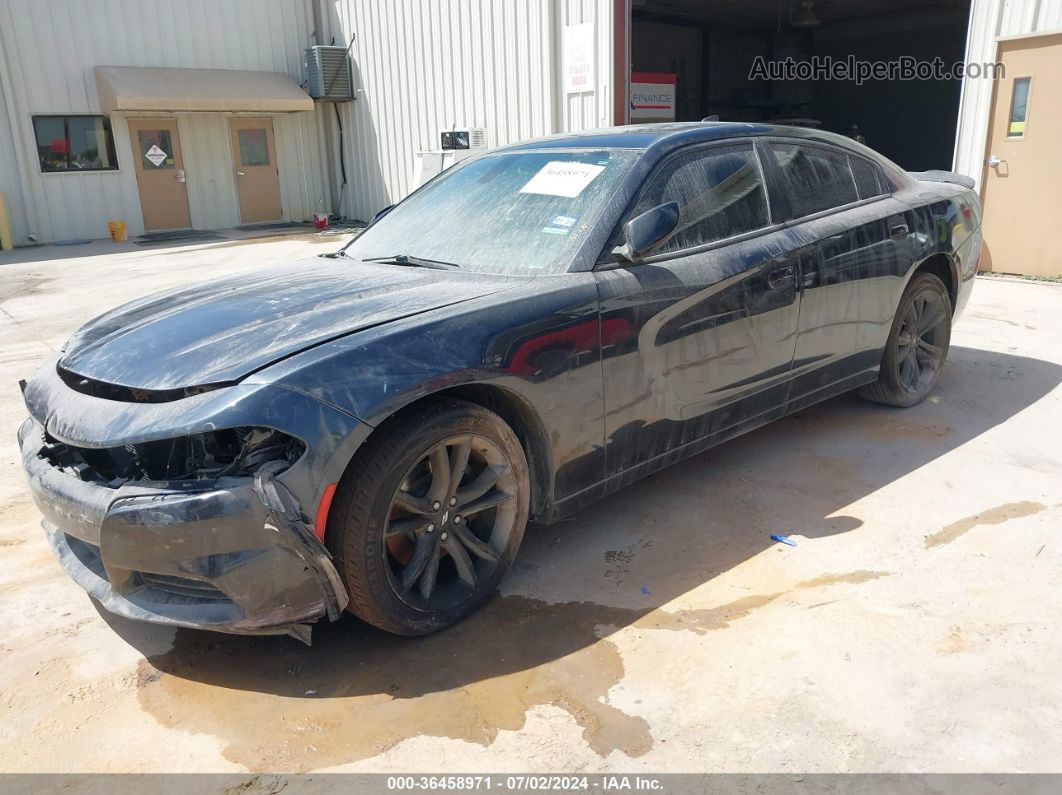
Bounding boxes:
767 264 795 290
889 223 909 238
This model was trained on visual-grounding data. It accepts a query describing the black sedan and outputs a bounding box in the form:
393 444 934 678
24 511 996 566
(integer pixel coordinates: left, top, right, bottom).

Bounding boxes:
18 123 982 642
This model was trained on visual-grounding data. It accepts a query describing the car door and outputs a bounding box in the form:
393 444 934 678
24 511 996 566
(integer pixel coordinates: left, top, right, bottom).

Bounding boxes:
595 140 802 481
761 140 911 408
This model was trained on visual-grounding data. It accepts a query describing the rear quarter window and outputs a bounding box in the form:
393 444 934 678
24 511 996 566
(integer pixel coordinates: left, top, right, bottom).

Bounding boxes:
849 155 888 200
770 143 858 218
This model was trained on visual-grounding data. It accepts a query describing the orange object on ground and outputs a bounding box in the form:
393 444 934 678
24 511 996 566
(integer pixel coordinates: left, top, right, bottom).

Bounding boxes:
107 220 127 242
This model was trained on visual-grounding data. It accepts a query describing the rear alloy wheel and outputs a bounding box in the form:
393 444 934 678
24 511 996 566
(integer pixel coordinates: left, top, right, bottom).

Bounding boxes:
328 398 529 635
860 272 952 407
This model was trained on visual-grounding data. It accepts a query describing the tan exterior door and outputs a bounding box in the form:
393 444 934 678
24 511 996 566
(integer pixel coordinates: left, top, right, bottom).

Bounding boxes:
229 118 283 224
980 33 1062 277
128 119 191 232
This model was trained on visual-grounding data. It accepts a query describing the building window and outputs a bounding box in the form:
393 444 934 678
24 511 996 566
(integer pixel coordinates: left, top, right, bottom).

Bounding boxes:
1007 77 1031 138
32 115 118 172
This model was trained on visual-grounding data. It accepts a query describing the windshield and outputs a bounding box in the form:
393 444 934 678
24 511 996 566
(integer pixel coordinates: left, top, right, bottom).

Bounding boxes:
343 149 639 275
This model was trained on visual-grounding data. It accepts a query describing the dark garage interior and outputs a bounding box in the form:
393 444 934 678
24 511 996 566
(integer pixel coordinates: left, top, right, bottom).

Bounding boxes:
630 0 972 171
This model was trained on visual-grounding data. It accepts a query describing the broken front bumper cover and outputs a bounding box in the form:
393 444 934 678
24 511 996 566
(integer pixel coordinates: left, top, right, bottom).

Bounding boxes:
19 418 348 643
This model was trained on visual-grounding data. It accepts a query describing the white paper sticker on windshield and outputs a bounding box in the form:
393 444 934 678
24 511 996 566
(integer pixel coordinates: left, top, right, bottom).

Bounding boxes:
520 161 605 198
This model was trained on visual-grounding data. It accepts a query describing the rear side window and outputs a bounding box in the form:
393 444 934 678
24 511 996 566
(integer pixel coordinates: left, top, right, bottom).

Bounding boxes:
849 155 887 200
770 143 858 218
632 143 770 254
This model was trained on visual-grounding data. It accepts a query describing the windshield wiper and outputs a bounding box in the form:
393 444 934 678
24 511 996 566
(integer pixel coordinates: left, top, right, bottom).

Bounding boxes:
362 253 461 271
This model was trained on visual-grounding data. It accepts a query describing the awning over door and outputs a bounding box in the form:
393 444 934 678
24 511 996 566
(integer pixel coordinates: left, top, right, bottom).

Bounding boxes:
95 66 314 113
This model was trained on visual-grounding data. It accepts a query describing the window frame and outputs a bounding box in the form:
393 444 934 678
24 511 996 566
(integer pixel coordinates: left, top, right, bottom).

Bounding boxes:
596 138 780 268
31 114 120 174
760 136 891 226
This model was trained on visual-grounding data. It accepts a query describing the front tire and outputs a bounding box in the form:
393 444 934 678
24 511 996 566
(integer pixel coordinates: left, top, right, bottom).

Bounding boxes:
860 272 952 407
327 398 529 635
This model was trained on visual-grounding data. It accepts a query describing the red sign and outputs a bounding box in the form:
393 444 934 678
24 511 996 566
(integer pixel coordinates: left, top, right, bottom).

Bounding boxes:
630 72 676 120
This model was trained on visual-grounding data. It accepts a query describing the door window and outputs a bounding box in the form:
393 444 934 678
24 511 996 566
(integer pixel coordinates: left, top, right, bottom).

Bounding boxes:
770 143 858 218
237 129 270 166
630 143 771 254
136 129 175 169
1007 77 1031 137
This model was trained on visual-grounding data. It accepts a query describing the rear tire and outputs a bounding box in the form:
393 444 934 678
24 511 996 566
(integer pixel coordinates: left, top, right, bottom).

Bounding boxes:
327 398 529 636
859 272 952 408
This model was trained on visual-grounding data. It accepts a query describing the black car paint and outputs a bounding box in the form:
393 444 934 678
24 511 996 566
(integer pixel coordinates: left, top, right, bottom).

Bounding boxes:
18 122 981 640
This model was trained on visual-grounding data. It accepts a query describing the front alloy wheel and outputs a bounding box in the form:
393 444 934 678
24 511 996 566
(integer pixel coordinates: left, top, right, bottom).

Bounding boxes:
384 434 519 612
328 398 529 635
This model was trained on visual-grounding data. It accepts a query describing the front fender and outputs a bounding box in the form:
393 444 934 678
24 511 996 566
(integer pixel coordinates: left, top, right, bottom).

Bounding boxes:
246 277 608 507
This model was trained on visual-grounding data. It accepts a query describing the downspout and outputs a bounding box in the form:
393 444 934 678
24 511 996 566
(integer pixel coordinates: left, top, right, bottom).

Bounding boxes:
310 0 342 219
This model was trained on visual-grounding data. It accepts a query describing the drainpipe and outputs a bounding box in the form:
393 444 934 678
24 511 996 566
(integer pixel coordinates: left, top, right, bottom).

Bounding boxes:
310 0 342 219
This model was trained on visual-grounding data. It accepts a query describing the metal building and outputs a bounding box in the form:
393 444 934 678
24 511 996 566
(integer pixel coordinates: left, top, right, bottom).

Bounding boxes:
0 0 1058 273
0 0 331 246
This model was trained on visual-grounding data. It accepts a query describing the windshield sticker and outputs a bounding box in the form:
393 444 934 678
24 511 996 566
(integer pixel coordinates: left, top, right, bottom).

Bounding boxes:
543 214 578 235
520 162 605 198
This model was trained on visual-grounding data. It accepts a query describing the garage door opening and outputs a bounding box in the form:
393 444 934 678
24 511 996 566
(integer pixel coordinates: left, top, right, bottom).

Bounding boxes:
629 0 971 171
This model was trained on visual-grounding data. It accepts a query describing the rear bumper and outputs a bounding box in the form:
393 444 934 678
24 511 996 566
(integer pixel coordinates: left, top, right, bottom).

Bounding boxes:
19 418 347 642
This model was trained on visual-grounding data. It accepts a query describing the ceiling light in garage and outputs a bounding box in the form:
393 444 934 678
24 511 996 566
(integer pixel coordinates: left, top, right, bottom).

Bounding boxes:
792 0 822 27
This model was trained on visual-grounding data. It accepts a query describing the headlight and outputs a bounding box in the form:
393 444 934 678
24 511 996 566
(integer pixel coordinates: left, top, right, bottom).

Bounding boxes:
40 427 305 484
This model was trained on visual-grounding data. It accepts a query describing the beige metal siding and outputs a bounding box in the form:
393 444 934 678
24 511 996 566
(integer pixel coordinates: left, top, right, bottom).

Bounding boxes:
327 0 601 222
0 0 326 243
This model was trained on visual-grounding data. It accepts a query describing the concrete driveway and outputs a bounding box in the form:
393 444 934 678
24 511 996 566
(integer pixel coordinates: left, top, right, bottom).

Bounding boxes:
0 237 1059 773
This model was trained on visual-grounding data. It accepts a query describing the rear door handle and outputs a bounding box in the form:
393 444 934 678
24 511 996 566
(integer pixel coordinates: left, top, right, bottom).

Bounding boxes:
767 264 795 290
890 223 909 238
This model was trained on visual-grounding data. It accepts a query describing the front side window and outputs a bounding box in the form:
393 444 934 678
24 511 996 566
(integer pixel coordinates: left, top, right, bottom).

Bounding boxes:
630 143 771 254
344 149 639 275
770 143 858 218
32 115 118 172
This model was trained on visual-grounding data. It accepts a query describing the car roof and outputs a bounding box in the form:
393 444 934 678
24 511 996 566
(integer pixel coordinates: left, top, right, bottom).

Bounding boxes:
497 121 865 156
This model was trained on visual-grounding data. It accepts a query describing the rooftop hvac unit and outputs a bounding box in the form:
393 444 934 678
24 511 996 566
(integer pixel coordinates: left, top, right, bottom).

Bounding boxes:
305 46 354 101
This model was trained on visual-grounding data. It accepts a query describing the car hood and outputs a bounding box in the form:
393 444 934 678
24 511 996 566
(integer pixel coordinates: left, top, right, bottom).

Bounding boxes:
59 257 520 392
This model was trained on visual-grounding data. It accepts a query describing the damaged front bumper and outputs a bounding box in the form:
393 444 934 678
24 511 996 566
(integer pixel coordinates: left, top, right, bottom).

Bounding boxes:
17 361 371 643
20 419 345 643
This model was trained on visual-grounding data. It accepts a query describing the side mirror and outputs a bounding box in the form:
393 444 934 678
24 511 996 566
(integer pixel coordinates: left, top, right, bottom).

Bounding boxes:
369 205 394 226
612 202 679 263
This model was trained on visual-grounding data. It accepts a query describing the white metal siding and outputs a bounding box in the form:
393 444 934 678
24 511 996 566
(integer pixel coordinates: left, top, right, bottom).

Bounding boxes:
0 0 326 243
954 0 1061 187
324 0 559 222
0 68 30 245
324 0 615 222
558 0 615 133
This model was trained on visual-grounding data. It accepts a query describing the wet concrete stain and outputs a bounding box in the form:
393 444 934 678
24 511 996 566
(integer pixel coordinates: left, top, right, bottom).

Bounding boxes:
136 571 889 772
924 501 1045 548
